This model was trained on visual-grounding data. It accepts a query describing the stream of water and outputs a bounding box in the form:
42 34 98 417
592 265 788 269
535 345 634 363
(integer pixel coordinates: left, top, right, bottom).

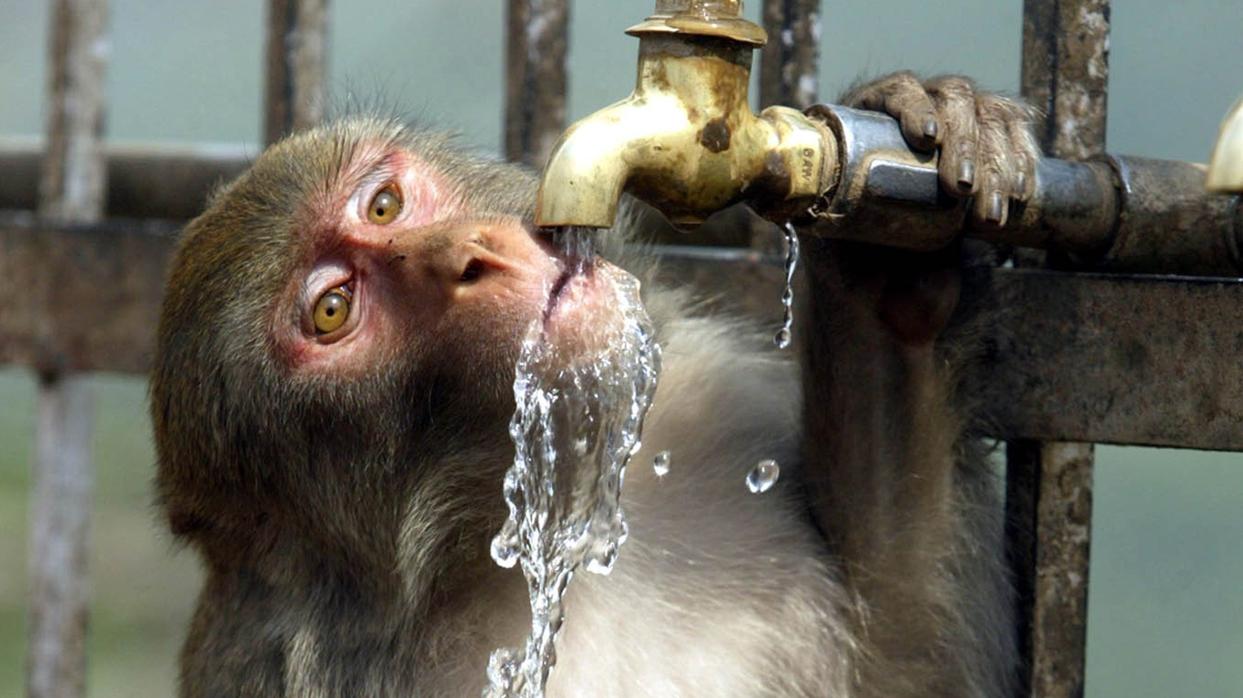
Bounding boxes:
483 229 662 698
484 218 801 694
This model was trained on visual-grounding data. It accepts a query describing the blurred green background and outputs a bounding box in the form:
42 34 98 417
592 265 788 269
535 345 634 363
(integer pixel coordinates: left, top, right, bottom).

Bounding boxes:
1 1 1241 696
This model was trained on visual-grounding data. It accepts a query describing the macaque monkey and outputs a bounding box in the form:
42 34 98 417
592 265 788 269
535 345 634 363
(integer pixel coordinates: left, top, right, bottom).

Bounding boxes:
151 73 1039 697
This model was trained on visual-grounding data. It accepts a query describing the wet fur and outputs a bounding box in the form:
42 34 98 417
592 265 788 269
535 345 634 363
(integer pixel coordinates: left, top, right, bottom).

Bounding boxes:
154 73 1036 696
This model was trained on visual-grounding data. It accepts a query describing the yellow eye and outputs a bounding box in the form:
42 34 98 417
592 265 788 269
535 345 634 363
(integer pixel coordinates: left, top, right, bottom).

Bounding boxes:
367 185 402 224
313 288 351 334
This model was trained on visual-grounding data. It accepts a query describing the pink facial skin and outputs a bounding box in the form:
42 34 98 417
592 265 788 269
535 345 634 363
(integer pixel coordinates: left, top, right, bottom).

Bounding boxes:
268 145 622 379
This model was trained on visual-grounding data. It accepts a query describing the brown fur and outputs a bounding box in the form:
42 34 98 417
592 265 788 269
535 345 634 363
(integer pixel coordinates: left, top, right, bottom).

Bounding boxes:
151 74 1039 697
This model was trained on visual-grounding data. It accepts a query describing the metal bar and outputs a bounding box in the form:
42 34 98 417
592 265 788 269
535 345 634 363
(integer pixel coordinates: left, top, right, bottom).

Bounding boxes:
759 0 821 109
4 223 1243 450
1021 0 1110 160
0 215 177 376
0 144 249 220
264 0 328 146
1004 441 1094 698
27 1 108 697
976 268 1243 451
504 0 569 168
1008 1 1111 696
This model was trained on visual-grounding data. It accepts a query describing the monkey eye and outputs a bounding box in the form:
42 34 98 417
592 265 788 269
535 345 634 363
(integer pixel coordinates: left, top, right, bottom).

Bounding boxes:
367 184 402 225
313 285 352 335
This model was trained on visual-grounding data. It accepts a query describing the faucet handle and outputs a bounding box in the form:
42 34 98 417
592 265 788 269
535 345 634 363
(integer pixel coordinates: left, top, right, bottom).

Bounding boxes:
629 0 767 45
653 0 742 15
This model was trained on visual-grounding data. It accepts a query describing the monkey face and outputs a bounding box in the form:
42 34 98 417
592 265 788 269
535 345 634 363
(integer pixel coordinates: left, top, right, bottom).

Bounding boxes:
151 119 627 545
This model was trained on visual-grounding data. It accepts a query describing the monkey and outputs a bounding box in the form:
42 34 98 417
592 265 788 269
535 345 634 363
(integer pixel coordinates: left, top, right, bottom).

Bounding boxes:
149 72 1039 697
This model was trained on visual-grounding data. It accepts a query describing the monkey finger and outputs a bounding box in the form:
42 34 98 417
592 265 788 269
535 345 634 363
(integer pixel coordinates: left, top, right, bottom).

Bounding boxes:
926 77 980 196
1007 110 1041 203
973 170 1010 227
842 71 940 151
971 99 1020 226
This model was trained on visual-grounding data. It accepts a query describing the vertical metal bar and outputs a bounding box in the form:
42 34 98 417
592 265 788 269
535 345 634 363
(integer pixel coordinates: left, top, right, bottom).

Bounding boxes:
1006 440 1095 698
759 0 822 109
1009 2 1110 696
28 1 108 697
504 0 569 168
1021 0 1111 159
264 0 328 146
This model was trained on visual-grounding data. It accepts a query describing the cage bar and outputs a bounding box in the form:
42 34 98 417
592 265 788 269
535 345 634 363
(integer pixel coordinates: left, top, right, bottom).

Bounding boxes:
26 2 109 698
504 0 569 168
1008 1 1112 696
264 0 328 146
759 0 821 109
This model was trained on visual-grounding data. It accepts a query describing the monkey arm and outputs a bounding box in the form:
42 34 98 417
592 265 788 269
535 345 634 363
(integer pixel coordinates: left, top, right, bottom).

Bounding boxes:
793 74 1036 697
798 239 986 696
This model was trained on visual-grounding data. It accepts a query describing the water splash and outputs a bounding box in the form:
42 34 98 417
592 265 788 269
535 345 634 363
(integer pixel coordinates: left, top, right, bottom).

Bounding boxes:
746 459 780 494
652 450 671 477
774 222 800 349
484 228 662 698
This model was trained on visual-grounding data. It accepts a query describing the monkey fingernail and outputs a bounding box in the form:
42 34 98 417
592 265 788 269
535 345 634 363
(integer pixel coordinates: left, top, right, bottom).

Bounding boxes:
922 118 939 140
957 159 975 192
986 191 1005 224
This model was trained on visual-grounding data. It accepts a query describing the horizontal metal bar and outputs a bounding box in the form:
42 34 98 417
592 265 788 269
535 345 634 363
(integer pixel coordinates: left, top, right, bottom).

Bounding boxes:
0 213 178 375
1 222 1239 450
977 267 1243 451
0 142 249 220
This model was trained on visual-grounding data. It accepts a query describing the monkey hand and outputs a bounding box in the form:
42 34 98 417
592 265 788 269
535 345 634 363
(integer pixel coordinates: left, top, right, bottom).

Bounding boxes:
841 72 1040 228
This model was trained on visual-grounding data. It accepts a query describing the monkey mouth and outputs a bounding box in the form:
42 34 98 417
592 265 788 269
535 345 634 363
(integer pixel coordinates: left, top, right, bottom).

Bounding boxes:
543 267 576 321
542 260 598 324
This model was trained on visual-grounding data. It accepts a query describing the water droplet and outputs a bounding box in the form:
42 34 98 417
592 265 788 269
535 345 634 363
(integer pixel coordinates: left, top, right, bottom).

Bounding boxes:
652 450 671 477
746 459 781 494
773 327 792 349
773 222 800 349
586 541 620 575
490 526 520 569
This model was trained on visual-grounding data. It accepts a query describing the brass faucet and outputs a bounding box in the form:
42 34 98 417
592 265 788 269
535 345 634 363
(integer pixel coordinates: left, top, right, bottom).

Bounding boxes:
538 1 1240 276
534 0 835 229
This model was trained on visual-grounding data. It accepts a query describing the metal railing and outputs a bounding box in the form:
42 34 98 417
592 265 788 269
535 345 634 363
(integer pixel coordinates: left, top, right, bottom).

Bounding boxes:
2 2 1239 697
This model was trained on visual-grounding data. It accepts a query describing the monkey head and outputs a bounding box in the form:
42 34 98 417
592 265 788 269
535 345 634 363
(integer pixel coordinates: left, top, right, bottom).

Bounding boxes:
150 118 622 575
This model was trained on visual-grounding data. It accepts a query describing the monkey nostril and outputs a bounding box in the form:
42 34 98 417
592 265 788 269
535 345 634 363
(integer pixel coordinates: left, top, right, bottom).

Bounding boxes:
459 258 486 283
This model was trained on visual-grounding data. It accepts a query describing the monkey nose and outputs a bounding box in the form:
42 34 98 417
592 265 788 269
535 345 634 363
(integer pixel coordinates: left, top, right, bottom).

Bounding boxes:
450 242 510 287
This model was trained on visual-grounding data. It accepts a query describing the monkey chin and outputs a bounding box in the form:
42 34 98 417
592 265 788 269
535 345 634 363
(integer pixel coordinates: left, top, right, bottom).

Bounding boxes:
537 259 632 368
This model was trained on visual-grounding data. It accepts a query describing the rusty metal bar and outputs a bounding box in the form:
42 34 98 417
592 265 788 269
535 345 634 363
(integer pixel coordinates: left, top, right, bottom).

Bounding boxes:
1021 0 1110 160
504 0 569 168
0 143 249 220
759 0 821 110
264 0 328 146
977 268 1243 451
4 222 1243 454
0 215 177 376
1007 1 1110 696
1004 441 1094 698
27 1 109 697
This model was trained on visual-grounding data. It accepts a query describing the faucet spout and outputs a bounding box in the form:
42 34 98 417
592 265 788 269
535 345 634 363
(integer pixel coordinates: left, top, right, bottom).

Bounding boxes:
535 3 834 230
535 94 689 229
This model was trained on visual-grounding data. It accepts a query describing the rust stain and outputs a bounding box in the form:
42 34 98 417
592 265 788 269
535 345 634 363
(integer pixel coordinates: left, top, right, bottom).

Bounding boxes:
699 117 731 153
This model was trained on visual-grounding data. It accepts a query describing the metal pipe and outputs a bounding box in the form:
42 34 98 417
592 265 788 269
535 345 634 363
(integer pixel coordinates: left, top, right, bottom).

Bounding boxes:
805 104 1242 275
